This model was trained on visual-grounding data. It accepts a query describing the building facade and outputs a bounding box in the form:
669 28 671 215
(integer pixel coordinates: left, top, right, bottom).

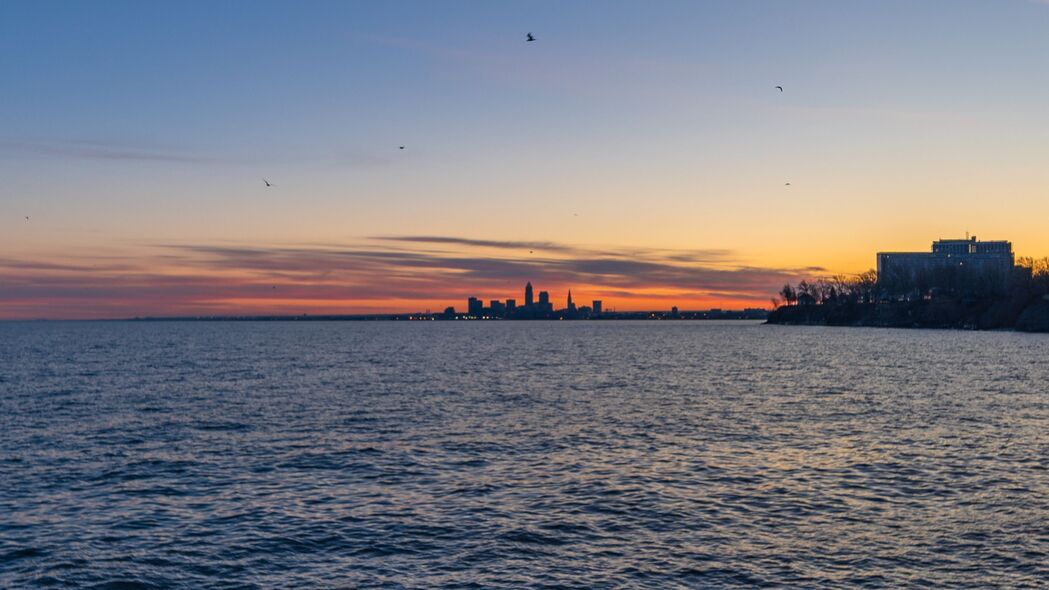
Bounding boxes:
877 236 1015 295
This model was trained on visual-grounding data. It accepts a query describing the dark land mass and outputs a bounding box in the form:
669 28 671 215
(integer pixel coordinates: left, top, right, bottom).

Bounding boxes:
768 293 1049 333
767 253 1049 333
766 251 1049 332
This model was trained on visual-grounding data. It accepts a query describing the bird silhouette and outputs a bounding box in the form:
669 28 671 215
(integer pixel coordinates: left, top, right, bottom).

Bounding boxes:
263 179 273 187
399 146 405 150
25 216 30 222
775 86 783 92
526 33 535 42
785 182 791 186
529 250 534 254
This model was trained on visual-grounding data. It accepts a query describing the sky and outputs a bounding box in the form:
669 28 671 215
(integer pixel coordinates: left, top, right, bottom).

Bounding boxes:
3 0 1049 318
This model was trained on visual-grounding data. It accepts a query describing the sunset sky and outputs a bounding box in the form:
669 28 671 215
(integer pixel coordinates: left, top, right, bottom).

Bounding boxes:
4 0 1049 318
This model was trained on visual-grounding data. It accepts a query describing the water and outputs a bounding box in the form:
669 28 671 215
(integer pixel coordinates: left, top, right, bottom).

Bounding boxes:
2 321 1048 589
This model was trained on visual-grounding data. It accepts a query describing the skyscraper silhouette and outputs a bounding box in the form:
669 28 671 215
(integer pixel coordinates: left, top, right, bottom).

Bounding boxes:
537 290 552 313
525 282 534 307
468 297 482 317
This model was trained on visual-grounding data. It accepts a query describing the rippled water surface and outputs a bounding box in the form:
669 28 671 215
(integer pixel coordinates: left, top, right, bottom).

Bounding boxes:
2 321 1049 588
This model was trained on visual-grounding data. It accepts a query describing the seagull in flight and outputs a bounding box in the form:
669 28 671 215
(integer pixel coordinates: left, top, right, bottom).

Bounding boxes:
399 146 405 150
785 182 791 186
526 33 535 42
775 86 783 92
263 179 273 187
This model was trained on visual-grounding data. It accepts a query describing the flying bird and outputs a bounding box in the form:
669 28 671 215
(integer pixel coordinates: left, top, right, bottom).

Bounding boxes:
529 250 534 254
263 179 273 187
25 216 29 222
526 33 535 42
775 86 783 92
399 146 405 150
785 182 791 186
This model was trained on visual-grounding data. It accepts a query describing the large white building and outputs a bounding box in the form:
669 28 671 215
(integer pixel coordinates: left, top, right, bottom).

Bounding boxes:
877 237 1015 290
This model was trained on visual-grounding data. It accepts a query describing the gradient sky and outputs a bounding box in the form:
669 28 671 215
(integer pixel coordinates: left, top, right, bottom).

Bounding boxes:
4 0 1049 318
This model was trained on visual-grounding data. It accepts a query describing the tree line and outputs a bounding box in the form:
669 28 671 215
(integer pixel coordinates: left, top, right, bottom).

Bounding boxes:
772 257 1049 309
772 271 878 308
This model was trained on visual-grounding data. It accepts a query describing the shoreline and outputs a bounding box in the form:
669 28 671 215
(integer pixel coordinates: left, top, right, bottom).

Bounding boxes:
766 299 1049 333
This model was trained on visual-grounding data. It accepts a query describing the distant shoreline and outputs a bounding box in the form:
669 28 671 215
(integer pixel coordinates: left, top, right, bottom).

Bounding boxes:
3 314 769 323
130 312 768 322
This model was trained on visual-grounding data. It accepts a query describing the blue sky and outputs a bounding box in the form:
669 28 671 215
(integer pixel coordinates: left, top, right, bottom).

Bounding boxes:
4 1 1049 316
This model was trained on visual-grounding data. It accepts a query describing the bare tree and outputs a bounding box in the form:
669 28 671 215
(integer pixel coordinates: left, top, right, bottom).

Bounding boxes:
855 270 878 303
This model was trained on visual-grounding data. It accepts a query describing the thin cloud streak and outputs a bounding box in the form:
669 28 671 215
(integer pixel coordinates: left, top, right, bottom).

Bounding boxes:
372 236 737 263
0 138 394 167
373 236 581 254
0 139 225 164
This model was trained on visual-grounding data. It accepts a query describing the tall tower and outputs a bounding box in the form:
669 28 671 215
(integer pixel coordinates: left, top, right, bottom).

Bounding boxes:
567 290 575 312
468 297 482 317
525 282 534 307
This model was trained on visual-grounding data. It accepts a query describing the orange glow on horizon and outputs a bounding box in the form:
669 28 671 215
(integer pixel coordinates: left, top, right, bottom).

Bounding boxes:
0 239 792 319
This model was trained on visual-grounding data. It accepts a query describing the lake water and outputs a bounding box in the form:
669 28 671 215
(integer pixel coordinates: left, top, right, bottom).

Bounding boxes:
2 321 1048 588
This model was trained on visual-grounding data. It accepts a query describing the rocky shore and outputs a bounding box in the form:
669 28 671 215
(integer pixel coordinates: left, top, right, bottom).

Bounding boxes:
767 296 1049 332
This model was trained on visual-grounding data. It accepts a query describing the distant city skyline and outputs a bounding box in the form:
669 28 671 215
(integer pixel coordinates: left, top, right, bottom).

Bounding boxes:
462 281 598 319
5 1 1049 318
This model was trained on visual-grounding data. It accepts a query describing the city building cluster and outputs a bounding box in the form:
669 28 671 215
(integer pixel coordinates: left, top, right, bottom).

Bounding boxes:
440 282 768 321
457 282 599 319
